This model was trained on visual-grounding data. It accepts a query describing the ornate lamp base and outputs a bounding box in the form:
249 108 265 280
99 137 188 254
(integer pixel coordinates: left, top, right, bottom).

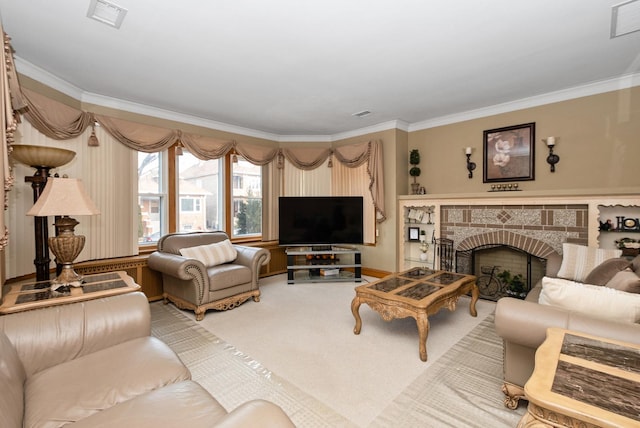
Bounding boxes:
48 216 86 289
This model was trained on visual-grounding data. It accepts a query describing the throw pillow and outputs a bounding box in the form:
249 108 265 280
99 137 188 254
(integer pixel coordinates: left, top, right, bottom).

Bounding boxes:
605 270 640 294
556 243 622 283
583 258 631 286
179 239 237 267
632 254 640 273
539 276 640 323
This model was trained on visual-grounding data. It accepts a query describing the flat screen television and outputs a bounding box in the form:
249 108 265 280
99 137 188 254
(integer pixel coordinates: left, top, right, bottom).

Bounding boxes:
278 196 364 246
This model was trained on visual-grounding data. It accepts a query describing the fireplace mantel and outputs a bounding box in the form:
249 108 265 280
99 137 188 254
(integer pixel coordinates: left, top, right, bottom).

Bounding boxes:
398 187 640 271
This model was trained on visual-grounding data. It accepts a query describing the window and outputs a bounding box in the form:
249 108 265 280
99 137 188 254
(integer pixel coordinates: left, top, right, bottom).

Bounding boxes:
180 198 202 212
138 148 262 246
178 151 222 233
230 156 262 238
138 152 165 244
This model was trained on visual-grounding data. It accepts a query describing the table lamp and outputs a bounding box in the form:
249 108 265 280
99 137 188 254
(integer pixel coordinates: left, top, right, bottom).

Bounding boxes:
10 144 76 281
26 177 100 288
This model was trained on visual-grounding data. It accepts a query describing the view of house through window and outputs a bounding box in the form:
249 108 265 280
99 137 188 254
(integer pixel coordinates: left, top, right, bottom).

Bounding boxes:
138 152 165 244
137 150 262 246
178 152 222 233
231 156 262 238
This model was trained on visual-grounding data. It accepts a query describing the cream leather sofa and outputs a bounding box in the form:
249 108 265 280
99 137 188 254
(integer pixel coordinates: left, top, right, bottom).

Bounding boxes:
494 253 640 409
0 291 294 428
148 231 270 321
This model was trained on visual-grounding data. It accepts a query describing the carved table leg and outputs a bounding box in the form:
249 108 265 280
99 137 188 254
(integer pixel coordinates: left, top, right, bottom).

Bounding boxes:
416 312 430 361
469 283 479 317
351 296 362 334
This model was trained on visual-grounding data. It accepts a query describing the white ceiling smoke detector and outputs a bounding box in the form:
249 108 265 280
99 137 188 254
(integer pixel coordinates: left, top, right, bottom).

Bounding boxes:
87 0 128 29
611 0 640 38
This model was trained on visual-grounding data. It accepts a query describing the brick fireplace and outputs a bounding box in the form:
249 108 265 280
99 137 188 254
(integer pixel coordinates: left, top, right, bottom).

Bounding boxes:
440 204 589 297
398 192 639 289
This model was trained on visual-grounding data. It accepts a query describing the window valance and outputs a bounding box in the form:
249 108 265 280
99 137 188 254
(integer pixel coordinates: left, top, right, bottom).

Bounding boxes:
14 88 386 222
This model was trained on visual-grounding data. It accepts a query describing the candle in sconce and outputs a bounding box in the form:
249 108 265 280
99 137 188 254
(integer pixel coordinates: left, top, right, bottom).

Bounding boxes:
465 147 472 155
546 137 556 146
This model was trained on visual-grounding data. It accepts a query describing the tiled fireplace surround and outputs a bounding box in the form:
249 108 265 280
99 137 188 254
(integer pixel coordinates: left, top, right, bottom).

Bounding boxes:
398 191 639 274
442 204 588 261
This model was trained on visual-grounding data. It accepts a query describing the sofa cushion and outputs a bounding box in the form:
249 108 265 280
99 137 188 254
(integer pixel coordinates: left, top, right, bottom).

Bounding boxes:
0 332 26 428
208 264 252 291
69 381 227 428
538 276 640 323
556 243 621 283
180 239 237 267
583 258 631 286
632 254 640 273
24 336 190 427
605 269 640 293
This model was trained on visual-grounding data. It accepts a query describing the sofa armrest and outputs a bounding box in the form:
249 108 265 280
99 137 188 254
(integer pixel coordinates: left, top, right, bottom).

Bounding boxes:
148 251 208 281
213 399 295 428
234 246 271 272
0 291 150 377
495 296 640 350
495 297 571 349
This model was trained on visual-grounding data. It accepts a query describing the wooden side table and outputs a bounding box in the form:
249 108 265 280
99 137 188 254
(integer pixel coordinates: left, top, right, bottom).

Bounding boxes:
518 327 640 428
0 271 141 315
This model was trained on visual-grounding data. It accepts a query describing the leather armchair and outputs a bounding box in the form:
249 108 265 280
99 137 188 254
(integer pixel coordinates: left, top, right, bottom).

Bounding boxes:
148 231 271 320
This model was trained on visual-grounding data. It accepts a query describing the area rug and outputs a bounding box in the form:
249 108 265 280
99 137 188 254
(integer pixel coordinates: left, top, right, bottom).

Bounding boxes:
150 275 525 427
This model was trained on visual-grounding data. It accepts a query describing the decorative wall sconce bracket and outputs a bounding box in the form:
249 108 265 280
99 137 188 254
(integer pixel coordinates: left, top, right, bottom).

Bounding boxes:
466 153 476 179
544 137 560 172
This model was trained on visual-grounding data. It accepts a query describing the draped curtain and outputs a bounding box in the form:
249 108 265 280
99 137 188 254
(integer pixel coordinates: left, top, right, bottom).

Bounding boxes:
2 29 28 287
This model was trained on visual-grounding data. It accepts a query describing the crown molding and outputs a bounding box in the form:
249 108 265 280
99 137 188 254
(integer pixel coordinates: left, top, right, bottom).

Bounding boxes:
408 72 640 132
15 56 640 141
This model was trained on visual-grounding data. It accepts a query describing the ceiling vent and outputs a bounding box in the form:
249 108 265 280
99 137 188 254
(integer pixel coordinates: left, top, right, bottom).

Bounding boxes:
611 0 640 38
87 0 128 29
352 110 372 118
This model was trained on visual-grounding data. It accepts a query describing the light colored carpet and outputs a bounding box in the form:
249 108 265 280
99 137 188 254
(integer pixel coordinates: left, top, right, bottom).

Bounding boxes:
150 274 525 427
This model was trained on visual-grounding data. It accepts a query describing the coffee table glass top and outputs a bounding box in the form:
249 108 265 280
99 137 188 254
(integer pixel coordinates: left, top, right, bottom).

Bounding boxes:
397 283 440 300
369 277 414 292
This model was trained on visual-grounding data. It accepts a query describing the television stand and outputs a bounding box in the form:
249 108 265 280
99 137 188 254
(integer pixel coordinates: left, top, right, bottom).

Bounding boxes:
286 246 362 284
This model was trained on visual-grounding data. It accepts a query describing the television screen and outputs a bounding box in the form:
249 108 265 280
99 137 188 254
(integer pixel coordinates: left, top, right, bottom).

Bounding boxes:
278 196 364 246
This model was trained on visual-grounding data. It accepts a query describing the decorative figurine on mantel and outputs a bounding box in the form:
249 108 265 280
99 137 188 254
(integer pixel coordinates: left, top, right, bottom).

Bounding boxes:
409 149 421 195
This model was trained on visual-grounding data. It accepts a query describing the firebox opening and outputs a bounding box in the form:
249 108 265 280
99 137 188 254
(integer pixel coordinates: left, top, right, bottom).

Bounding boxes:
458 245 546 301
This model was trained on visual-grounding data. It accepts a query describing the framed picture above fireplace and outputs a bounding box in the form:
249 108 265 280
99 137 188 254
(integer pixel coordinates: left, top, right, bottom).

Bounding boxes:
483 122 535 183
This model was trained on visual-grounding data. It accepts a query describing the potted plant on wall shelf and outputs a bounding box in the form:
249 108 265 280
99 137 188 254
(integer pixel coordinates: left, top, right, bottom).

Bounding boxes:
409 149 421 195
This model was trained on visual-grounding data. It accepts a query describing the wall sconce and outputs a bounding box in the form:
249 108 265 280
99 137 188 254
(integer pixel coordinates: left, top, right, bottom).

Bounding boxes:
465 147 476 179
544 137 560 172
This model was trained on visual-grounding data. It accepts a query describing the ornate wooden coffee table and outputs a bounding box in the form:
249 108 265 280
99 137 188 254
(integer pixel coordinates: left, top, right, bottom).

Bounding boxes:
519 328 640 428
351 267 478 361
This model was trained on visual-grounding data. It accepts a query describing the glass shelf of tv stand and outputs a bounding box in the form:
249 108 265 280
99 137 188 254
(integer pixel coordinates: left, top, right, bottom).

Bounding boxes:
286 246 362 284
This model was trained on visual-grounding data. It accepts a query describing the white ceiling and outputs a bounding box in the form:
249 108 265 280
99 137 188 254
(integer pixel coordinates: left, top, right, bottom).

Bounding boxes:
1 0 639 141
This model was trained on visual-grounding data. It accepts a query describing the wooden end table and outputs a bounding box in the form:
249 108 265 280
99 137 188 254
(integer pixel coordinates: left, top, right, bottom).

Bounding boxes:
519 327 640 428
0 271 141 315
351 267 478 361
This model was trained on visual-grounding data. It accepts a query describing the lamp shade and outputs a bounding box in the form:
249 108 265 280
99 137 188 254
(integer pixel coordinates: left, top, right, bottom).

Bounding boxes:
27 177 100 217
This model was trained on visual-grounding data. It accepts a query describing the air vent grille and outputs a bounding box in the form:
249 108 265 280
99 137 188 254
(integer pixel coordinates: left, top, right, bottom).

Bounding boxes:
352 110 372 118
87 0 128 29
611 0 640 38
